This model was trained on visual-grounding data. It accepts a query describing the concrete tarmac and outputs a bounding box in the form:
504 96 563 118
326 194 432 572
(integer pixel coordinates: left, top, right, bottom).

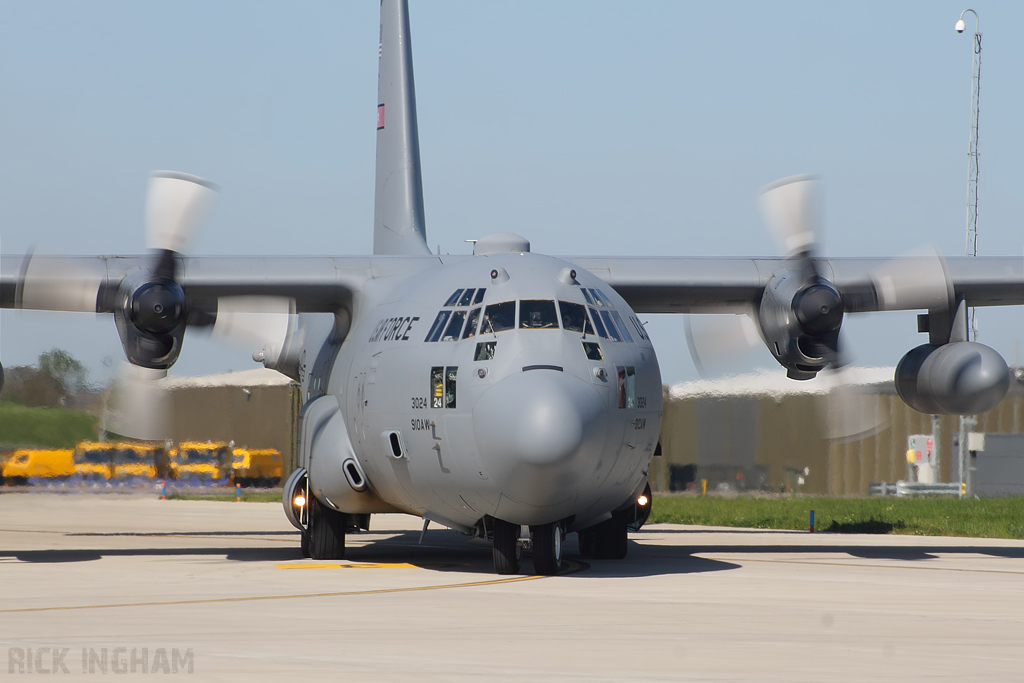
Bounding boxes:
2 493 1024 681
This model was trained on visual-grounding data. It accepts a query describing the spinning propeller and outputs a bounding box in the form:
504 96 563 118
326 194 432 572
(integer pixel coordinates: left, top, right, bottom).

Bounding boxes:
100 172 295 439
686 174 955 441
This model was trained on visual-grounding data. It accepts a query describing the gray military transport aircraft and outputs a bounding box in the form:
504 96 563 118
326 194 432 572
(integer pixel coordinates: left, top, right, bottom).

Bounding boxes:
2 0 1022 575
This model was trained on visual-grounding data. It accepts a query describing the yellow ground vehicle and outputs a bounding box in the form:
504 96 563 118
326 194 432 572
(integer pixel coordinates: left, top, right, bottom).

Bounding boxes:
170 441 232 486
2 448 75 485
232 448 283 487
111 442 166 485
73 442 114 483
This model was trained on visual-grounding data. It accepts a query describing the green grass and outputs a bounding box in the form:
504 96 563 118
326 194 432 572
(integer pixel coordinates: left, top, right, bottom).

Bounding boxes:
166 491 282 503
0 401 98 449
650 495 1024 540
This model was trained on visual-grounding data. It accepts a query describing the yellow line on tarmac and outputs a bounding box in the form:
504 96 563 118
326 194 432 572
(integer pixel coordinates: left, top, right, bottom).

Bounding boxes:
277 562 418 569
0 561 584 614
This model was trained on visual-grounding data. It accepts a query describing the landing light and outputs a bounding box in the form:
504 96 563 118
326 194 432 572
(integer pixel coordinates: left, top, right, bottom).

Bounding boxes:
637 494 649 507
294 495 306 508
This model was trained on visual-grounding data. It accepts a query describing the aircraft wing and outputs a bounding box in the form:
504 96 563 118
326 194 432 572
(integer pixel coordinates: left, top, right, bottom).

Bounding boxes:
7 253 1024 316
564 256 1024 314
0 254 443 314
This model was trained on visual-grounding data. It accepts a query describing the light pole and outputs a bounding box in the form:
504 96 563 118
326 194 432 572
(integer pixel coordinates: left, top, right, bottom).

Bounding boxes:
955 9 981 498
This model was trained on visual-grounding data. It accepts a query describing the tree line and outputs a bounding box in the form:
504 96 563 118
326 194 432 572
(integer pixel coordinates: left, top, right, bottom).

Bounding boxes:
0 348 97 410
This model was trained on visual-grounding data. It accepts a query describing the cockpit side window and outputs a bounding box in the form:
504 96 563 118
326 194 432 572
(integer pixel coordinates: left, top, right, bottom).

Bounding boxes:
558 301 590 334
481 301 516 334
458 289 476 306
595 289 614 307
473 288 487 305
424 311 452 342
581 288 594 305
441 310 467 341
445 367 458 408
444 289 464 307
610 311 633 342
600 310 623 341
582 341 603 360
463 308 481 339
589 307 608 339
519 300 558 329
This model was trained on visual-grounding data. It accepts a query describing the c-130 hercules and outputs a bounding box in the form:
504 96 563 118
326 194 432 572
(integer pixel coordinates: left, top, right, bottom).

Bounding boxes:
2 1 1022 574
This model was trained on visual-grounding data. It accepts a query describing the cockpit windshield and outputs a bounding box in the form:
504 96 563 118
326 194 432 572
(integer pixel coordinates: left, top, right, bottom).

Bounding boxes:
519 300 558 329
441 310 467 341
481 301 516 334
463 308 481 339
558 301 594 334
427 295 631 342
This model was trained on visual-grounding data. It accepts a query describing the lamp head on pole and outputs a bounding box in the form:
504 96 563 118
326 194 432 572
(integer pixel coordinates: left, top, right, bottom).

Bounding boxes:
956 9 979 34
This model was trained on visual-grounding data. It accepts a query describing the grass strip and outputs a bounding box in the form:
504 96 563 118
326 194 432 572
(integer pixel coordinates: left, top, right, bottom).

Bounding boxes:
650 495 1024 540
0 401 97 449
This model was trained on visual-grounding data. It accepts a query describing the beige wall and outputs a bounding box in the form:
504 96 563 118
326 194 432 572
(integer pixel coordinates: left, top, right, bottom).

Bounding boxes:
653 384 1024 496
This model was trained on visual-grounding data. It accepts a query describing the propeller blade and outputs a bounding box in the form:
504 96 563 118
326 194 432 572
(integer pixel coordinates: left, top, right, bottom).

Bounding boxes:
684 311 762 378
145 171 219 253
869 246 954 312
211 296 296 366
819 366 889 443
16 253 106 312
758 174 821 258
103 364 170 442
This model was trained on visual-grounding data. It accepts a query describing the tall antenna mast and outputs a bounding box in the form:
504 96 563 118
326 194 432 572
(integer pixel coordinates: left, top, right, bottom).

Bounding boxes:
954 9 982 499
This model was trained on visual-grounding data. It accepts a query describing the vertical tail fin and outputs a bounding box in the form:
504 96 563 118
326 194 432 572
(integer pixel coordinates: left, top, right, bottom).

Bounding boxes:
374 0 431 256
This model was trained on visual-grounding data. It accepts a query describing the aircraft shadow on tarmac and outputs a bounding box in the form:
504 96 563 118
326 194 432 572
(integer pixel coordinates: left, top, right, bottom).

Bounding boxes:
9 528 1021 571
2 528 740 577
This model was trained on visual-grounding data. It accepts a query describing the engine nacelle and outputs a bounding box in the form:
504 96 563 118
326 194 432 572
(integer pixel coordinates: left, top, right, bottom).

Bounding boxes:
112 266 187 371
895 341 1009 415
758 268 844 380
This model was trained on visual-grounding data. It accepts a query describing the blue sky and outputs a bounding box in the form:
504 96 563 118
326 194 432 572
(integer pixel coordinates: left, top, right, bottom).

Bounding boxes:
2 1 1023 386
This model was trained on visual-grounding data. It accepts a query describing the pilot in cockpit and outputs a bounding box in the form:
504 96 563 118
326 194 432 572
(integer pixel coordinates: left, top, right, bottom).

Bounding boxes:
560 305 584 331
527 310 546 328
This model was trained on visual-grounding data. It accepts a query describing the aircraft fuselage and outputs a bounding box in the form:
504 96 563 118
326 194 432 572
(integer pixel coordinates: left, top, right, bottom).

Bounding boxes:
303 251 662 533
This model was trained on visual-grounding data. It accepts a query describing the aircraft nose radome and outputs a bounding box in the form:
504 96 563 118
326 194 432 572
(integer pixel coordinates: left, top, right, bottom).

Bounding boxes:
472 370 607 512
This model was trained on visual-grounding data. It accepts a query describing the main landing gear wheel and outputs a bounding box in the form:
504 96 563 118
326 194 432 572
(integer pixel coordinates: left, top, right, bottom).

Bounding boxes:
492 518 522 575
578 514 628 560
531 521 563 575
308 495 347 560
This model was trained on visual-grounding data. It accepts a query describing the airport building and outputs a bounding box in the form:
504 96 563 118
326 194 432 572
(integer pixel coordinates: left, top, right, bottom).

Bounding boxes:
651 367 1024 496
160 369 301 475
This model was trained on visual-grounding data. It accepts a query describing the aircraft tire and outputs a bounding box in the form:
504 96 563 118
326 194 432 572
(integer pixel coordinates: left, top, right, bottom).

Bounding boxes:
530 522 563 575
492 518 521 574
309 496 346 560
300 528 311 558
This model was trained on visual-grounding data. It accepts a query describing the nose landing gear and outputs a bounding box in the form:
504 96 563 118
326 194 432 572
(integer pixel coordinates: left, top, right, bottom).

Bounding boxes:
491 519 565 575
492 518 522 574
530 521 563 575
